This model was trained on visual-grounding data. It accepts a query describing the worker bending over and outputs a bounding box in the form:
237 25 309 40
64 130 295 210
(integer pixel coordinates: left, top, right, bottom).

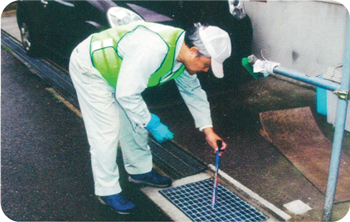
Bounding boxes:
69 21 230 214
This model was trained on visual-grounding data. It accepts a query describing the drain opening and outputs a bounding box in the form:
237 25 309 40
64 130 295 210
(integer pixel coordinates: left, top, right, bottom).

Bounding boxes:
149 139 207 179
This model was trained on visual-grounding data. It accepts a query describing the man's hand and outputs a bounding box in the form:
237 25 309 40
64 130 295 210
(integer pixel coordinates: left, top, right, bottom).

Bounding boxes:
203 127 227 153
146 113 174 143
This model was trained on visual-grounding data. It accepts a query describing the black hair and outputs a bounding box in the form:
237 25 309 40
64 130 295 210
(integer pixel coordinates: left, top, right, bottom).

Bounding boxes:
184 23 210 57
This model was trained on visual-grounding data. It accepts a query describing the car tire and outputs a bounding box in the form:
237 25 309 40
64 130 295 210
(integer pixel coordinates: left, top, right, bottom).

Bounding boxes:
18 20 41 57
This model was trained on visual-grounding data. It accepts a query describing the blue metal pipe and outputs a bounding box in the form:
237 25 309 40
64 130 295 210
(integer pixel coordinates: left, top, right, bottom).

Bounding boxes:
273 66 341 91
322 15 350 222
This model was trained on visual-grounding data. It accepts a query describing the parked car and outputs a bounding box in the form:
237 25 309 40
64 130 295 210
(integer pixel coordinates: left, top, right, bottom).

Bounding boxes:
16 0 253 90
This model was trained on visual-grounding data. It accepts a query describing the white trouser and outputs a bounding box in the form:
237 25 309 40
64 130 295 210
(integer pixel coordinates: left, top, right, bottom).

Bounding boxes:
69 36 153 196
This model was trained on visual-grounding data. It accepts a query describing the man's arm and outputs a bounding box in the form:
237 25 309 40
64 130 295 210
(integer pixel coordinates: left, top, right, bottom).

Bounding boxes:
174 71 212 129
174 72 227 151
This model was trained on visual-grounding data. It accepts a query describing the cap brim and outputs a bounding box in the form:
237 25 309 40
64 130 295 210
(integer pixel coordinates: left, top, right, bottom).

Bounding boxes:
211 59 224 78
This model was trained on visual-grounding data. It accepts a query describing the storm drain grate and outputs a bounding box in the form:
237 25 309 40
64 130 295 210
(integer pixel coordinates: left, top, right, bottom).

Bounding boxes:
160 179 268 222
149 139 207 180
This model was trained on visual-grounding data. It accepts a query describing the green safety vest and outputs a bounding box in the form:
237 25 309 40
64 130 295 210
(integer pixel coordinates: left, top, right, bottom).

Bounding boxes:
90 22 185 88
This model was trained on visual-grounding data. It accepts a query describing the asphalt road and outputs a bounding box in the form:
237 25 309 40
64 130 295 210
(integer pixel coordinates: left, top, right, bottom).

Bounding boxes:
1 48 171 221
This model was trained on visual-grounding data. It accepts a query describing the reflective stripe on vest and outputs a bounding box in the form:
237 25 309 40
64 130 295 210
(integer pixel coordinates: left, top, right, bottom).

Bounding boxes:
90 22 185 88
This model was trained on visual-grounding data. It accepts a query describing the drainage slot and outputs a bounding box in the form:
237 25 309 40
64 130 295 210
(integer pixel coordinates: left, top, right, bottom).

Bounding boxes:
149 139 207 179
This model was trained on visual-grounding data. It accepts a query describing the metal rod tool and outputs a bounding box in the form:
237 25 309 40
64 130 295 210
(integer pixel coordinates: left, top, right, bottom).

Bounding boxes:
212 140 223 208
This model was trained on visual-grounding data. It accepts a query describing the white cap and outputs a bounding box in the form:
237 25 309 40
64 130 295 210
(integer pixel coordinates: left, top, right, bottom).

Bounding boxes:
199 26 232 78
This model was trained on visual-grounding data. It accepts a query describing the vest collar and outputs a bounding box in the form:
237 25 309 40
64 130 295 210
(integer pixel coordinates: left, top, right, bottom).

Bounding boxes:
173 32 185 69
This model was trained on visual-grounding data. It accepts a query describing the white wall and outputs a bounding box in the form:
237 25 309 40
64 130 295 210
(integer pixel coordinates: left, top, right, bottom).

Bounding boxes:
243 0 348 77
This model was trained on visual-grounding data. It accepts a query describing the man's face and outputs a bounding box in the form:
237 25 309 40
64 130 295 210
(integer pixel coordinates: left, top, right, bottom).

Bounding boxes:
184 54 211 75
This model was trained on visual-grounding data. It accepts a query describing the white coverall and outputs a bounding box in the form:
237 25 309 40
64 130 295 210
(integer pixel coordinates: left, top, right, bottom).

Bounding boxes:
69 26 212 196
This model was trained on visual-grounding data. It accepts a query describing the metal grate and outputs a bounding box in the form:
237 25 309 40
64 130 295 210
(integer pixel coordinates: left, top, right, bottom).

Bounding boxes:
149 139 207 179
160 179 268 222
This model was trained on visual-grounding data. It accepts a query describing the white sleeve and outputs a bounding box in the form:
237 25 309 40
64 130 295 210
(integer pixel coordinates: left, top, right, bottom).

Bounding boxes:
115 28 167 128
175 70 213 130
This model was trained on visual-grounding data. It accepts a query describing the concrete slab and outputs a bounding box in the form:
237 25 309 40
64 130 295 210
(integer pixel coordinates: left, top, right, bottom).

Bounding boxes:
283 200 312 215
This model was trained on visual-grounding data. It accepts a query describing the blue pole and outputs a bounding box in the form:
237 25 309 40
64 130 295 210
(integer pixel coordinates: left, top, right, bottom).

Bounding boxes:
322 15 350 221
273 66 341 91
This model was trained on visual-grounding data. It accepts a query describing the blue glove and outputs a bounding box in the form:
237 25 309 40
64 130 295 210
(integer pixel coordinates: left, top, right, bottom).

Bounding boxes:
146 113 174 143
